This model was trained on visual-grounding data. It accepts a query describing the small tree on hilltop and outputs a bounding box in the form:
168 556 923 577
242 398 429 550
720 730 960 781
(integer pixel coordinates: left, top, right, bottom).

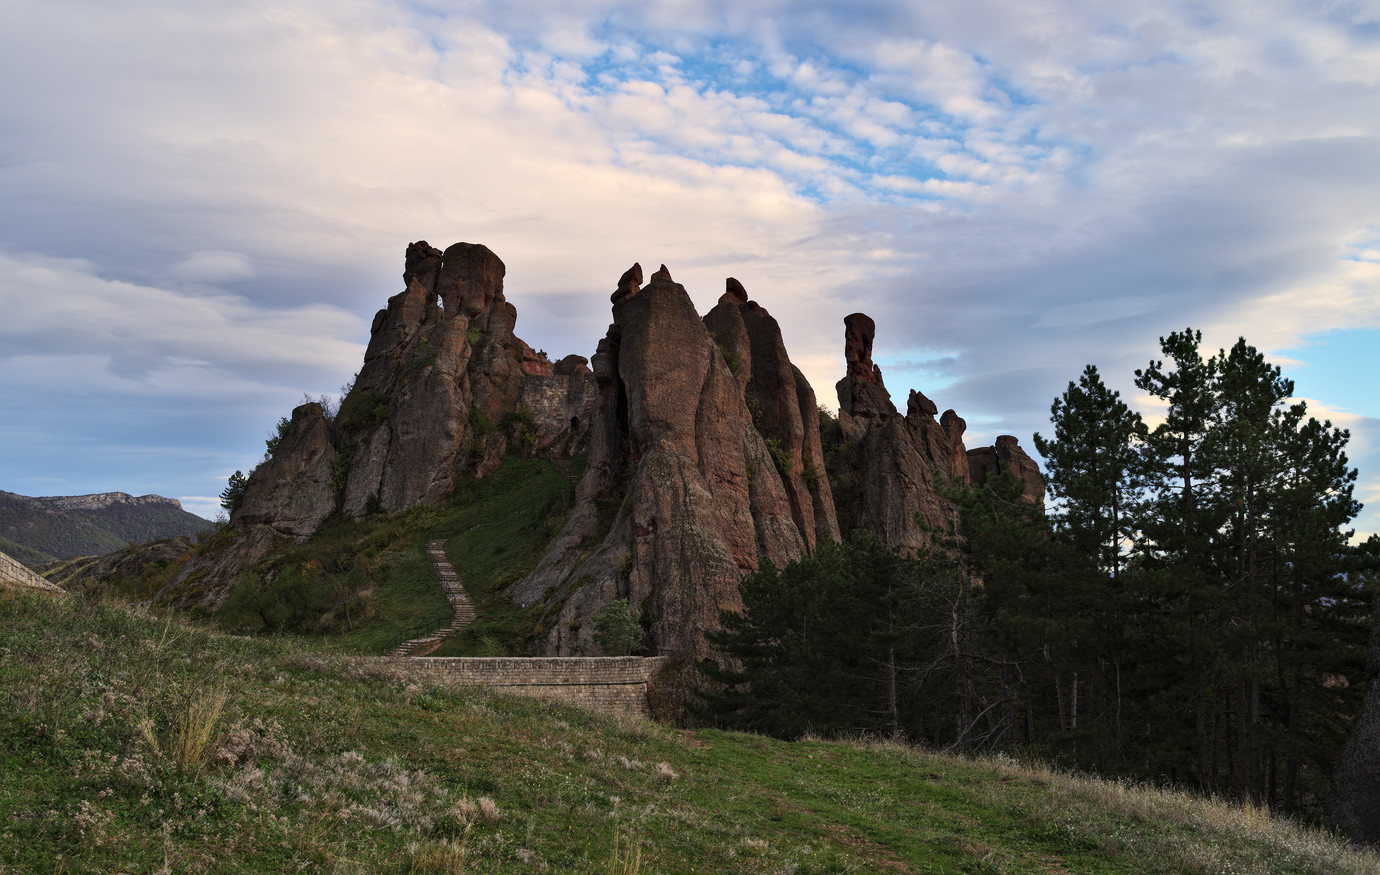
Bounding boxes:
594 599 643 656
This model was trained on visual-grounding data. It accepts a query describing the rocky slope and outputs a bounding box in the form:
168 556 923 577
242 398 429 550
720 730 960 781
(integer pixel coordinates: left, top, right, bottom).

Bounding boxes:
0 490 211 562
166 242 1044 656
1331 597 1380 844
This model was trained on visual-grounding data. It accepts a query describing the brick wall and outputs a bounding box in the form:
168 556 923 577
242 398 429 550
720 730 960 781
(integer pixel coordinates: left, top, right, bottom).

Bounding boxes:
400 655 670 719
0 550 65 595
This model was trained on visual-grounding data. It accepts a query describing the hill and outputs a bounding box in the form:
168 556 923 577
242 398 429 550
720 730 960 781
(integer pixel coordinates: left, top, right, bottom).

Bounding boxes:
1 588 1374 873
0 490 213 563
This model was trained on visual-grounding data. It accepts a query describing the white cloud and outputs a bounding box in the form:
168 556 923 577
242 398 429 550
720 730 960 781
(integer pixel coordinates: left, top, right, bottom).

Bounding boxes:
1 0 1379 534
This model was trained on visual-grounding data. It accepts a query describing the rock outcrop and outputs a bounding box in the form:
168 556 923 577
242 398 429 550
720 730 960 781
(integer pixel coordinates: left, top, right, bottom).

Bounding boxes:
236 402 338 539
166 241 1044 649
163 242 594 609
336 241 587 515
831 313 1043 551
510 266 811 658
704 279 840 551
968 435 1047 506
1331 597 1380 844
834 314 969 550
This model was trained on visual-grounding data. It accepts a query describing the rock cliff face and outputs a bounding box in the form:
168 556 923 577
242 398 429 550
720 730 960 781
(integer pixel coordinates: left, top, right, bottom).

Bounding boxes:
167 241 1044 650
1331 598 1380 844
510 267 813 658
336 241 587 515
833 314 968 550
164 242 594 609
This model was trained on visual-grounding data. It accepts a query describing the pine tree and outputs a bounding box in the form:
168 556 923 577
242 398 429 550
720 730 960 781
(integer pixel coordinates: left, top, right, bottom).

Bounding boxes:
1033 365 1145 578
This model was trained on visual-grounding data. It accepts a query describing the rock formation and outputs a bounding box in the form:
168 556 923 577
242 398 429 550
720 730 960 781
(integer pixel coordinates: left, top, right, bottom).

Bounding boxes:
336 241 589 515
703 279 840 551
1331 597 1380 844
163 242 594 609
834 315 963 549
510 266 812 658
968 435 1046 506
165 241 1044 652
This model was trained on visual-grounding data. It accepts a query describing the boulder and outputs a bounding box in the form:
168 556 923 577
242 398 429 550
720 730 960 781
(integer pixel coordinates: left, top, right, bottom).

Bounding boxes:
1331 598 1380 844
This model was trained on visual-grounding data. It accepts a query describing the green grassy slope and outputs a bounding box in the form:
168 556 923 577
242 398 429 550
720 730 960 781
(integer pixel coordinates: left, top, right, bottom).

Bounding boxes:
210 457 574 655
0 535 53 567
427 457 577 656
3 589 1375 874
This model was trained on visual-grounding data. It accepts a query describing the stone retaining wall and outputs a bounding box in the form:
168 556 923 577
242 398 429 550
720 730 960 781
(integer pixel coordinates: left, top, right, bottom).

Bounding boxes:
402 655 670 719
0 550 65 595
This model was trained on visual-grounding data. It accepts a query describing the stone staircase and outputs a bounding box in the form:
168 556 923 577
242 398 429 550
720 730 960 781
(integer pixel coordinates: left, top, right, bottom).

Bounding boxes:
389 541 476 657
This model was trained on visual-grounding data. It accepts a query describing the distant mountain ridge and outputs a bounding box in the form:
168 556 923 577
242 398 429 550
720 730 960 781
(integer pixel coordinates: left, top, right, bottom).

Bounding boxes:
0 489 212 564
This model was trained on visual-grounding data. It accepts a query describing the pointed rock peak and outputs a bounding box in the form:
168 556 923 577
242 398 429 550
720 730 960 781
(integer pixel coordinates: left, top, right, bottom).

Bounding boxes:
907 389 939 419
612 262 643 303
843 313 877 375
723 277 749 304
649 264 673 283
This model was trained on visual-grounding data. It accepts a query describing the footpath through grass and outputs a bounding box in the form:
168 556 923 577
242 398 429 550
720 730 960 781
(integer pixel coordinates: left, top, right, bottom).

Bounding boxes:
4 589 1378 874
212 457 575 656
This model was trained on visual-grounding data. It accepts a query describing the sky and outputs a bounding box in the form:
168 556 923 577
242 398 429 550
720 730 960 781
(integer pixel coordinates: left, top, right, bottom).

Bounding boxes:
1 0 1377 540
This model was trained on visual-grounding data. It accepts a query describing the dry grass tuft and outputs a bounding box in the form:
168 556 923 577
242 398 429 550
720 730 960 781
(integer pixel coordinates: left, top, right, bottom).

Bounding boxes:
407 832 470 874
604 830 643 875
477 796 500 825
172 685 226 772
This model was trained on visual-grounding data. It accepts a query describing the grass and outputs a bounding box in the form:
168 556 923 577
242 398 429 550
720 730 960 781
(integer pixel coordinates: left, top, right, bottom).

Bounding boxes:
210 456 574 657
4 588 1378 874
426 457 575 656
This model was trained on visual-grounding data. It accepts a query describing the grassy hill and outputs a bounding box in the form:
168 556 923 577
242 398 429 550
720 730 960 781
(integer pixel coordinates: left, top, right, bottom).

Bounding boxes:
3 588 1376 874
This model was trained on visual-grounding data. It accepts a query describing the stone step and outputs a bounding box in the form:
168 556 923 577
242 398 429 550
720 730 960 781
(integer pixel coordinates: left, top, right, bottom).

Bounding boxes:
392 538 481 658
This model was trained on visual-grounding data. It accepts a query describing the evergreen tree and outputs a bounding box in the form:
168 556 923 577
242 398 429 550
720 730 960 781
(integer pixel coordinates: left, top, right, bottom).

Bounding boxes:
1034 364 1145 578
220 470 248 516
699 536 924 739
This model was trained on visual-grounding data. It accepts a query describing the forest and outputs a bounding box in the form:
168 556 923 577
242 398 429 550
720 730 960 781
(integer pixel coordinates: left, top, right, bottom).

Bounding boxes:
701 329 1378 820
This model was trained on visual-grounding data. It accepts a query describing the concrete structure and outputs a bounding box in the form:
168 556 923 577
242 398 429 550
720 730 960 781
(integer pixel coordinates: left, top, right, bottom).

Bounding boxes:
401 655 670 719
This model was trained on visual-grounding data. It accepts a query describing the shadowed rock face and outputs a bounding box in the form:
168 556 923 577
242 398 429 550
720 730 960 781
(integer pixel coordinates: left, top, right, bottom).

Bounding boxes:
1332 599 1380 844
235 402 337 539
968 435 1047 506
833 314 1043 550
704 278 840 551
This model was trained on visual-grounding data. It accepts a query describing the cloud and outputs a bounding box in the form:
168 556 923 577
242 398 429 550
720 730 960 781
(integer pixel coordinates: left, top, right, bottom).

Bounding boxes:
0 252 365 387
1 0 1379 535
167 251 258 284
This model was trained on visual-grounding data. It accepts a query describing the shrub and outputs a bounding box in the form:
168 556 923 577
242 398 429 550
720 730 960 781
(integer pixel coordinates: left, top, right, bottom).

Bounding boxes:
594 599 643 656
